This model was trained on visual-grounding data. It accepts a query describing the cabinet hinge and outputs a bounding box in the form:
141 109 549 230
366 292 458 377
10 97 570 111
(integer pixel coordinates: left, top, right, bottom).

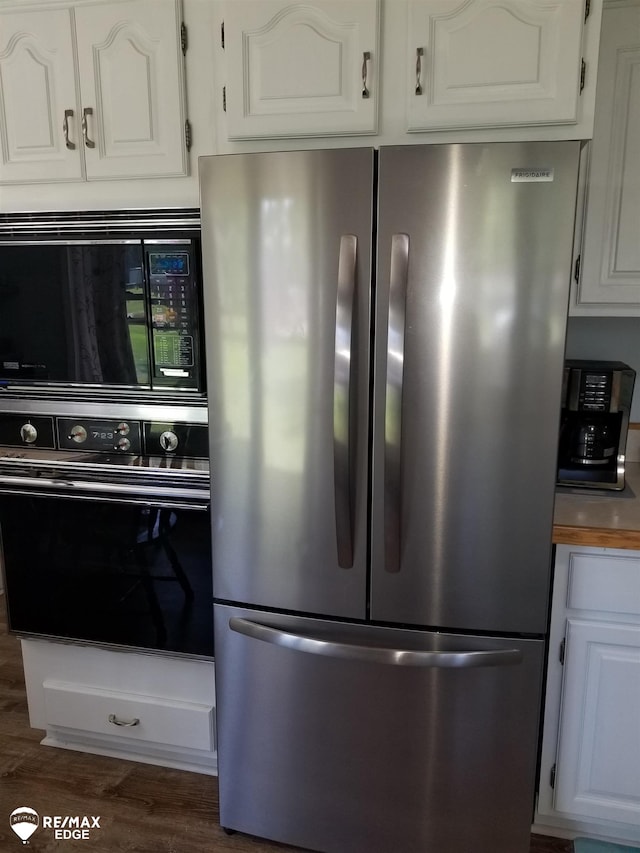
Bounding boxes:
585 0 591 21
184 119 192 151
580 59 586 93
550 763 556 789
181 22 188 55
223 86 227 112
574 255 581 283
559 638 566 665
221 21 225 49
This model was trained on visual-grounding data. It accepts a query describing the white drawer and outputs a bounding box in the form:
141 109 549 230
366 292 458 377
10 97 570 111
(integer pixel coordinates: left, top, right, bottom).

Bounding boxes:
43 679 214 752
567 551 640 616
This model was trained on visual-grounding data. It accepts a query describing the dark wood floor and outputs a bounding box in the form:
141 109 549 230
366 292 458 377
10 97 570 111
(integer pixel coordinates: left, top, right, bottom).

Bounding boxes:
0 594 572 853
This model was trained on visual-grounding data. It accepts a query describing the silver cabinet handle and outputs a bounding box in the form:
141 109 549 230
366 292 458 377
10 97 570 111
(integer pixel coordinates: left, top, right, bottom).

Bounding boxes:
230 618 523 669
81 107 95 148
384 234 409 574
334 235 357 569
63 109 75 150
415 47 424 95
361 51 371 99
108 713 140 727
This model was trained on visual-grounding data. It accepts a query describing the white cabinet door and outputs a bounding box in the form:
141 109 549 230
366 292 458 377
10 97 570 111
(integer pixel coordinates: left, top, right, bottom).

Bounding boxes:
74 0 188 180
554 617 640 825
406 0 586 131
0 9 83 183
0 0 188 186
575 0 640 308
222 0 379 139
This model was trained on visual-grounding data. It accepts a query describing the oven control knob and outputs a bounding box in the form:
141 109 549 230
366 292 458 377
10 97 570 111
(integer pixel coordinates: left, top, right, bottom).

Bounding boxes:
115 437 131 452
115 422 130 436
19 423 38 444
68 425 87 443
159 431 179 453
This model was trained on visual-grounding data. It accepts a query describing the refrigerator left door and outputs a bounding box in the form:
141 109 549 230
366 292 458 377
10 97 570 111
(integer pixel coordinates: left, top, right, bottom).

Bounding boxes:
199 149 374 618
214 602 544 853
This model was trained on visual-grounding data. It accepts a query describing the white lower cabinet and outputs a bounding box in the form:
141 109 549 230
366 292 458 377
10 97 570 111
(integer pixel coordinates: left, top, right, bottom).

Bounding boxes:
21 639 217 775
536 545 640 844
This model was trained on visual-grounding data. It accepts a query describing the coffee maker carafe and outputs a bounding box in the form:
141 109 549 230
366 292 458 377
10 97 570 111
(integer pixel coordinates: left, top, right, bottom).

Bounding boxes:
557 360 635 490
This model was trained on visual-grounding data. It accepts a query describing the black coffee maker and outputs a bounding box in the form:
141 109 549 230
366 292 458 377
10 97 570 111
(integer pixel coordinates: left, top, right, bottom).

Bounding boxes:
557 360 635 490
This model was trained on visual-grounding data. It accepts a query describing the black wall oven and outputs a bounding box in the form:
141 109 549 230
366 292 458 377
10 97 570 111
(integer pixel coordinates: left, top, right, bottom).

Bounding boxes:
0 399 213 658
0 210 213 659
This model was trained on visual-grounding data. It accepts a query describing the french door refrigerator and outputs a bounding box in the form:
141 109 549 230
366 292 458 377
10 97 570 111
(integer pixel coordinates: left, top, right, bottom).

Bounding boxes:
199 142 580 853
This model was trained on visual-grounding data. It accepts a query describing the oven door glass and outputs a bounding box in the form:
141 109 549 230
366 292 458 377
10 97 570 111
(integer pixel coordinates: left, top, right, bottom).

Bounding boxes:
0 495 213 658
0 242 150 387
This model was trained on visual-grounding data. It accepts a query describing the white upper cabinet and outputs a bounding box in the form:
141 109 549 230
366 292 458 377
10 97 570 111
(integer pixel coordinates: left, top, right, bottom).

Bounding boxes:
573 0 640 312
0 8 82 182
0 0 189 184
73 0 189 180
406 0 587 131
221 0 380 139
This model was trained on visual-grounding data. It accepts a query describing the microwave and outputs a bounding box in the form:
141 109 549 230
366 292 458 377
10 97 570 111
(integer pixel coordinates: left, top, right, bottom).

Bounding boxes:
0 208 204 395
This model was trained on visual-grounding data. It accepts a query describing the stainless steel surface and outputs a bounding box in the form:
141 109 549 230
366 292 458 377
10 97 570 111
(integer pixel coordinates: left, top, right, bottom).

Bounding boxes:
229 616 522 667
0 397 207 424
81 106 95 148
200 148 373 618
216 603 544 853
0 208 200 239
384 233 409 574
371 142 580 633
63 109 75 149
333 234 357 569
201 143 581 853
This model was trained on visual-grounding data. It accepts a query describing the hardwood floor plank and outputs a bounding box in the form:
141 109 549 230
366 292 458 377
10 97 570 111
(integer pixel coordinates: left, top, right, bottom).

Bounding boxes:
0 594 572 852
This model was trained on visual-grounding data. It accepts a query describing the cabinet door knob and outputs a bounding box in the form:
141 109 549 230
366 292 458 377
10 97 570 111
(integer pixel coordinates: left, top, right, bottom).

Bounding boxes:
415 47 424 96
63 109 76 150
361 51 371 99
82 107 96 149
108 713 140 727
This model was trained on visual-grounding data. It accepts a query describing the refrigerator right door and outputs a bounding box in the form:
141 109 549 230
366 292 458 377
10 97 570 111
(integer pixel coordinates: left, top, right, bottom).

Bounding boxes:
371 142 581 634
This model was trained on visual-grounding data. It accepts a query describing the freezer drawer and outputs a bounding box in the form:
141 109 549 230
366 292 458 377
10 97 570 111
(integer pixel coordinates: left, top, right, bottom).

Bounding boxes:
214 604 544 853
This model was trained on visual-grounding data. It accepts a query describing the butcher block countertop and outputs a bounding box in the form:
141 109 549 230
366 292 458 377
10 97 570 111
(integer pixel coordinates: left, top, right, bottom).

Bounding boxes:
553 462 640 550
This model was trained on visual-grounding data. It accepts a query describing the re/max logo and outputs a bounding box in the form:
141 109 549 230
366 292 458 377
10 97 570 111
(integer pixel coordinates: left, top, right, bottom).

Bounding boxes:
42 816 101 829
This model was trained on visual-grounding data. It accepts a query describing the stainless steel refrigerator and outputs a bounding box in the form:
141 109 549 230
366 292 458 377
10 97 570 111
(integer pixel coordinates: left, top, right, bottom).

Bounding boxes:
199 142 580 853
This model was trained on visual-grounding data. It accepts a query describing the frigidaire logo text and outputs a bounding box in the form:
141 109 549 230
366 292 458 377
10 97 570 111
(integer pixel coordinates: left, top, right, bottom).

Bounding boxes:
9 807 101 843
510 167 554 182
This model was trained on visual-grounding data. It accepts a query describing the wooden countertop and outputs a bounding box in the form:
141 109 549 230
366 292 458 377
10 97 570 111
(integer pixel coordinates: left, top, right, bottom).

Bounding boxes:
553 463 640 549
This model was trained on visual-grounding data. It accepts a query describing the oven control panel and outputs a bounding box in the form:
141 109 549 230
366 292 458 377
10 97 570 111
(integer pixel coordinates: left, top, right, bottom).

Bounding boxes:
57 419 143 454
0 413 208 458
0 415 55 448
143 422 208 458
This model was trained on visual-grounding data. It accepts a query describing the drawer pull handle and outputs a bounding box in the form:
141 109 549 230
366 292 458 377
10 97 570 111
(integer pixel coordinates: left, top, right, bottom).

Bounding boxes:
108 713 140 728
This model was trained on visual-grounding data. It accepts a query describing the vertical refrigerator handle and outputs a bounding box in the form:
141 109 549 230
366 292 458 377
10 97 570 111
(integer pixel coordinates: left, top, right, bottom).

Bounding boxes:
385 234 409 573
334 235 357 569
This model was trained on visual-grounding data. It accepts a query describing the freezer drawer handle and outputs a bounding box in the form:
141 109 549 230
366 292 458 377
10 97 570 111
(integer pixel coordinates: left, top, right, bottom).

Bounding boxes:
229 618 523 668
385 233 409 574
334 234 357 568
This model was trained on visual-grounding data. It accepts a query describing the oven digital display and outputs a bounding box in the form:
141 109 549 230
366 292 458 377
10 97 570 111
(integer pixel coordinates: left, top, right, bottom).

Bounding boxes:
149 252 190 276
